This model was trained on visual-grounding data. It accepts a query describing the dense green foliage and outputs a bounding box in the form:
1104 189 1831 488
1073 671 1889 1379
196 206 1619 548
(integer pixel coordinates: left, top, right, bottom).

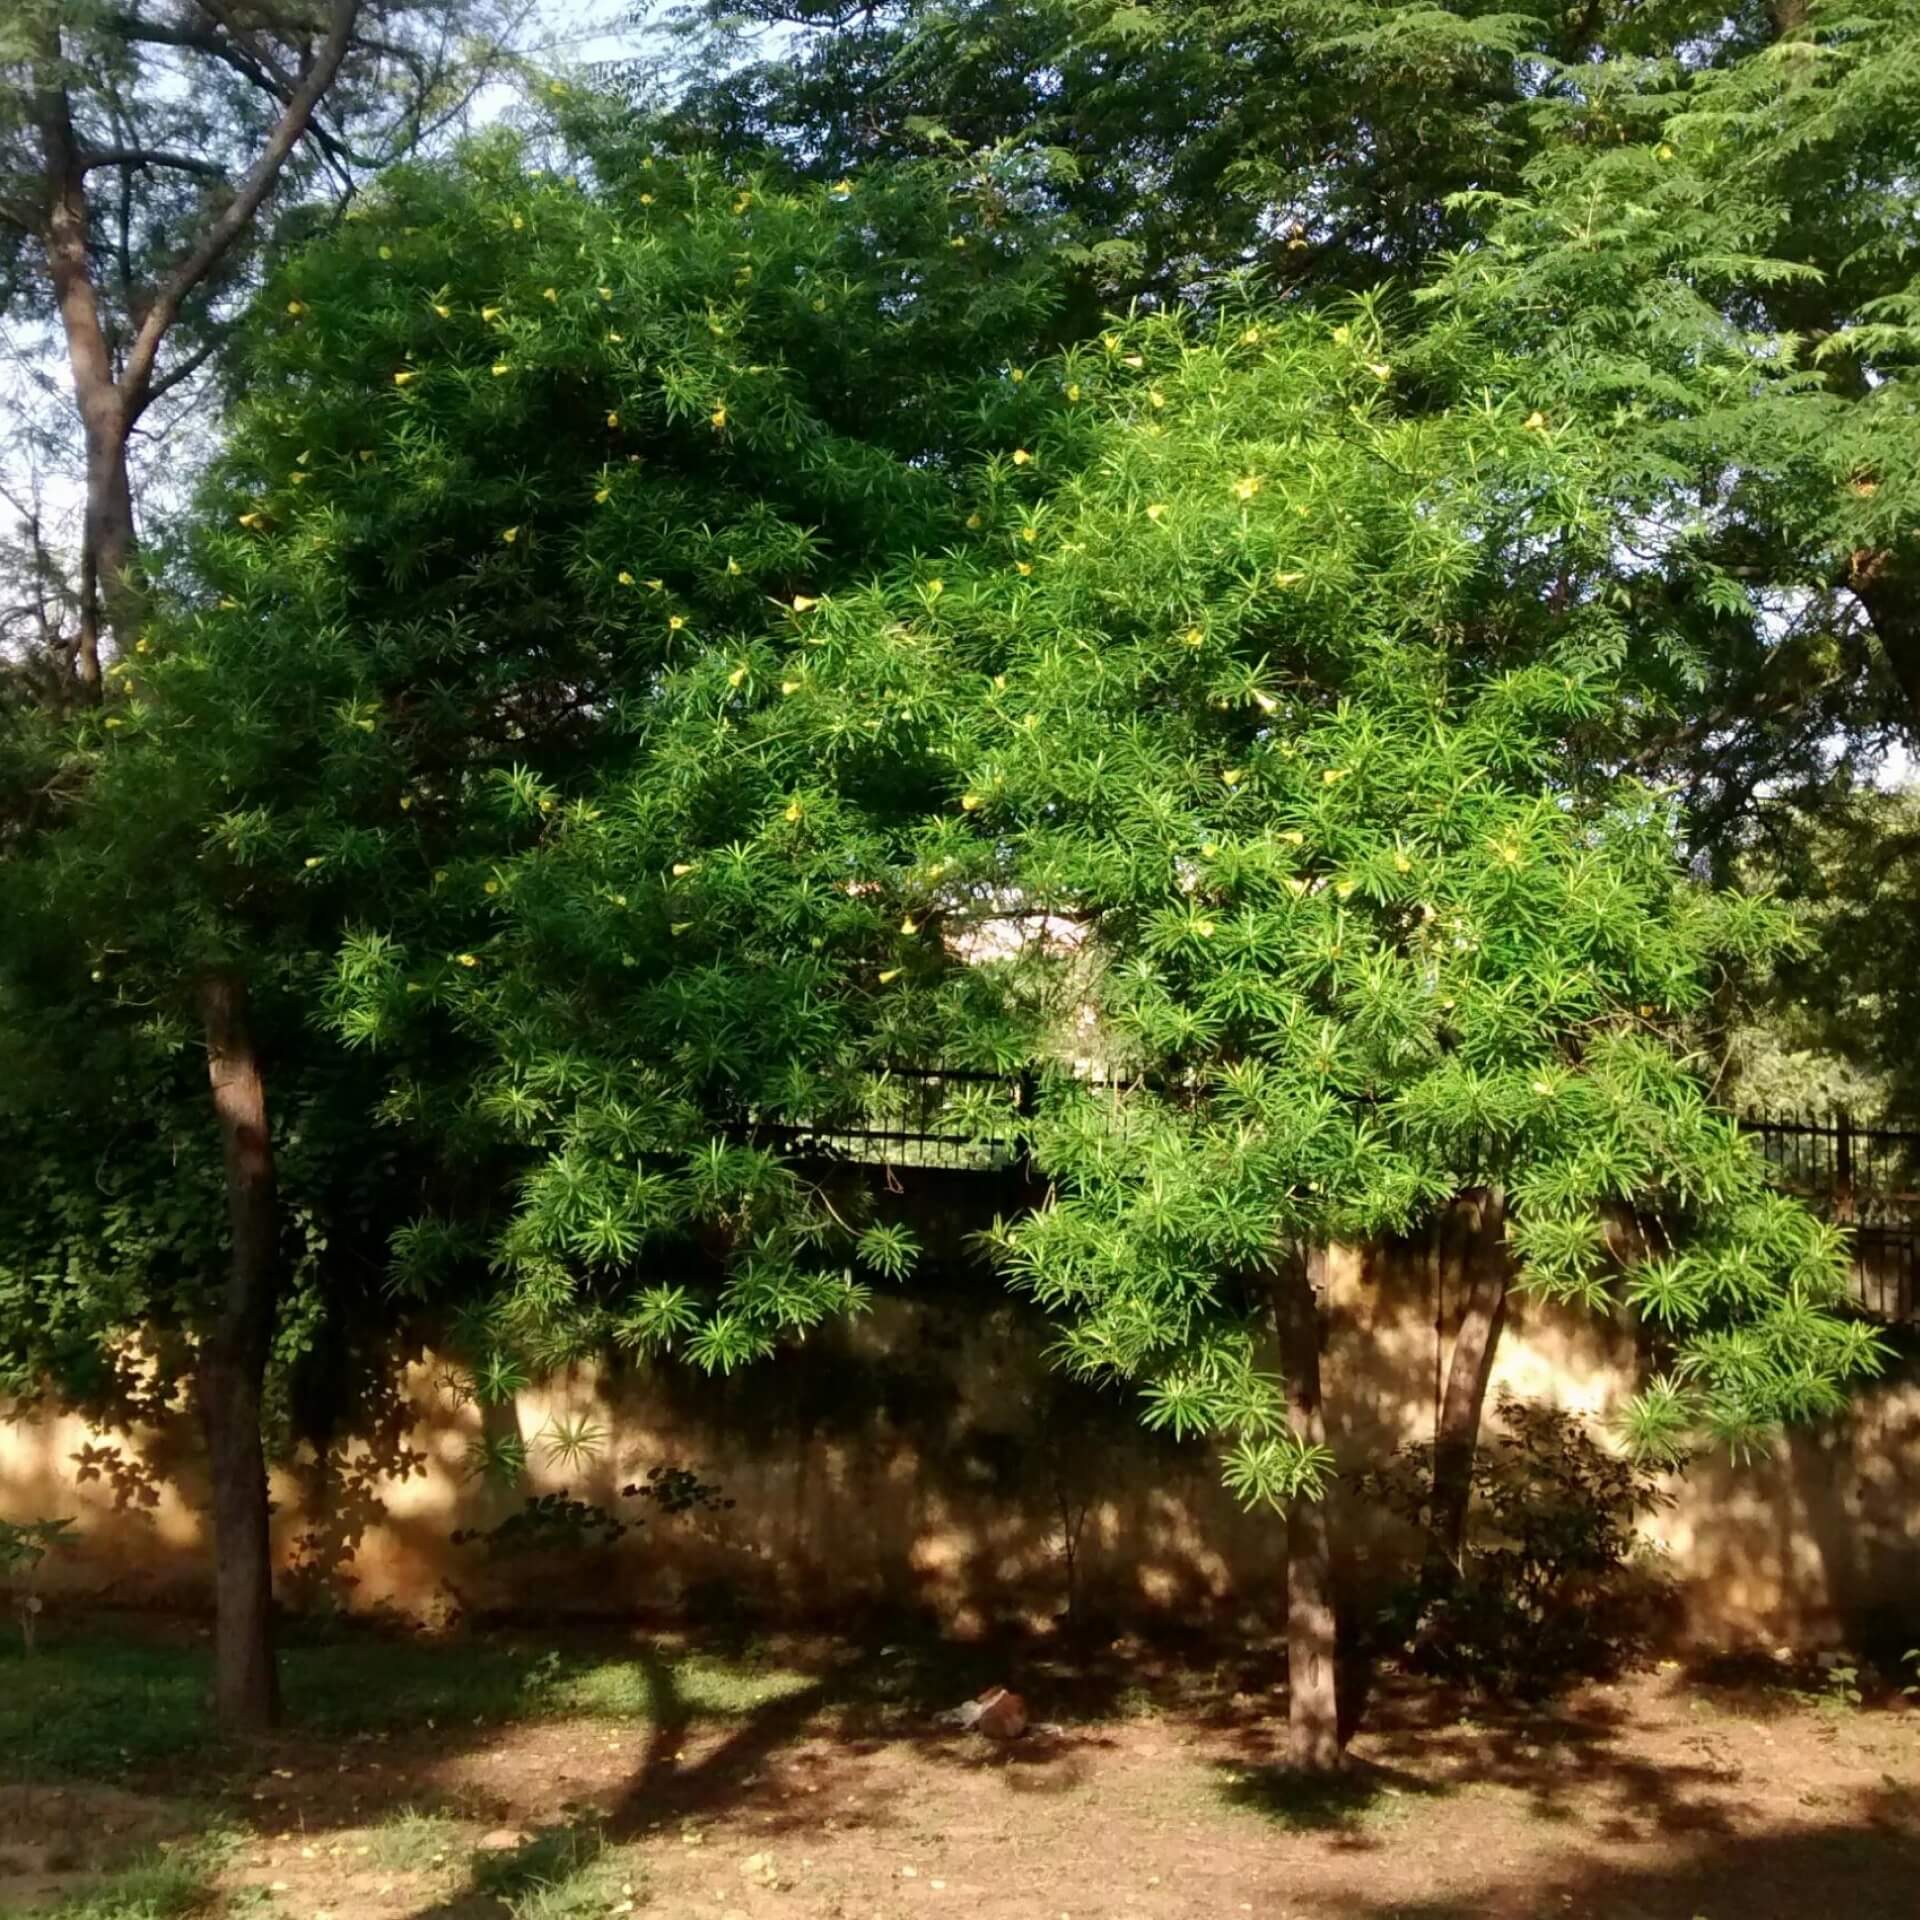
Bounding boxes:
0 123 1070 1411
0 1 1913 1756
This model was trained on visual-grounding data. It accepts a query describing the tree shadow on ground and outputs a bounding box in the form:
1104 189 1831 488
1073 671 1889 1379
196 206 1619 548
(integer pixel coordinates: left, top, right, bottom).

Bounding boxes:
591 1627 1136 1838
1210 1667 1762 1840
1315 1780 1920 1920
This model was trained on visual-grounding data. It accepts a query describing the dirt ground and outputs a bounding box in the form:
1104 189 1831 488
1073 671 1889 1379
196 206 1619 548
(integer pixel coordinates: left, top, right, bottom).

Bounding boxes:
4 1632 1918 1920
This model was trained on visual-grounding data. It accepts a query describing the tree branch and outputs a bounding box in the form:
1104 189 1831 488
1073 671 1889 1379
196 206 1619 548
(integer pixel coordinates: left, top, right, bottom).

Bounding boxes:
141 323 235 408
78 145 230 180
119 0 363 420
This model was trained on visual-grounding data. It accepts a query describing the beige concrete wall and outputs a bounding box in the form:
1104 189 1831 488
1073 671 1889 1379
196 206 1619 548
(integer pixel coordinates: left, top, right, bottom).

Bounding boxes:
5 1229 1916 1650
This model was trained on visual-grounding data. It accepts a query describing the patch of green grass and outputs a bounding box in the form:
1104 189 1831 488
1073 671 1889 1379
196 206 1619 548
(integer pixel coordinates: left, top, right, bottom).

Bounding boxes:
0 1639 209 1780
363 1808 467 1872
0 1631 822 1781
552 1649 815 1720
470 1826 639 1920
40 1832 238 1920
1213 1762 1447 1833
281 1640 817 1734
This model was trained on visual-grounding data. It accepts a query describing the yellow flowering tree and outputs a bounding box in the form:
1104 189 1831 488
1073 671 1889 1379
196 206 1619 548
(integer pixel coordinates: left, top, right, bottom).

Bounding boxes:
455 302 1883 1770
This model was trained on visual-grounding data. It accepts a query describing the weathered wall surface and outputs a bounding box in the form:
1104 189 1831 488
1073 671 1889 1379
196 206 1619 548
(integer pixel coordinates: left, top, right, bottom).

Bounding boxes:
5 1221 1916 1649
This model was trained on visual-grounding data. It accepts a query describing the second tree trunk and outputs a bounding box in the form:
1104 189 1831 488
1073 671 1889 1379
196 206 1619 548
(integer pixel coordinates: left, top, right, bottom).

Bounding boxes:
1275 1245 1341 1772
198 971 282 1733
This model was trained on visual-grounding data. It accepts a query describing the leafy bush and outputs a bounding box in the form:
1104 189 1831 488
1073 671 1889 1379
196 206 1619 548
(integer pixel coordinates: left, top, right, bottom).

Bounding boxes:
1362 1394 1676 1694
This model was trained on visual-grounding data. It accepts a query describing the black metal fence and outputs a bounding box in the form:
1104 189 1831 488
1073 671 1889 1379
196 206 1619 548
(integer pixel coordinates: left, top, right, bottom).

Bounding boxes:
767 1071 1920 1324
1743 1110 1919 1324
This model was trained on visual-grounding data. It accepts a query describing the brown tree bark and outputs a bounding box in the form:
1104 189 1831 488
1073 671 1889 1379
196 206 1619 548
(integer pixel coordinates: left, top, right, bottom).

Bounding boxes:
1851 551 1920 732
197 971 282 1734
1423 1188 1512 1590
27 2 364 682
1275 1245 1341 1772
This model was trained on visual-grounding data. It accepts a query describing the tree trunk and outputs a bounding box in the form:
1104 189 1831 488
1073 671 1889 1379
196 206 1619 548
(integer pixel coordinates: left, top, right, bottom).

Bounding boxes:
197 971 282 1734
1424 1189 1511 1591
1275 1245 1341 1773
31 8 122 689
31 0 365 688
84 420 139 664
1852 552 1920 733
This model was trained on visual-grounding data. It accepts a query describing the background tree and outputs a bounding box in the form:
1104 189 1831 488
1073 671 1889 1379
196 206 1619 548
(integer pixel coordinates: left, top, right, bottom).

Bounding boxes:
0 110 1070 1728
0 0 525 691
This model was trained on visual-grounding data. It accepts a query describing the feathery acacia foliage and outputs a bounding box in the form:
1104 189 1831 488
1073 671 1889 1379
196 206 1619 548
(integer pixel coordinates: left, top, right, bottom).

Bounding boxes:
421 295 1884 1484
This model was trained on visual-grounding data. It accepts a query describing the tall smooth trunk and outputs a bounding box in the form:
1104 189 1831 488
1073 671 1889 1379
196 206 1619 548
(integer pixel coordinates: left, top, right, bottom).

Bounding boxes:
198 972 281 1733
1275 1246 1340 1773
1425 1189 1510 1589
83 421 139 665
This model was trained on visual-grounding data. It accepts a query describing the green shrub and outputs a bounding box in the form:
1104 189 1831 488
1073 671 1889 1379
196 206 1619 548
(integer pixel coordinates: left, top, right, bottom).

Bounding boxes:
1364 1394 1676 1694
